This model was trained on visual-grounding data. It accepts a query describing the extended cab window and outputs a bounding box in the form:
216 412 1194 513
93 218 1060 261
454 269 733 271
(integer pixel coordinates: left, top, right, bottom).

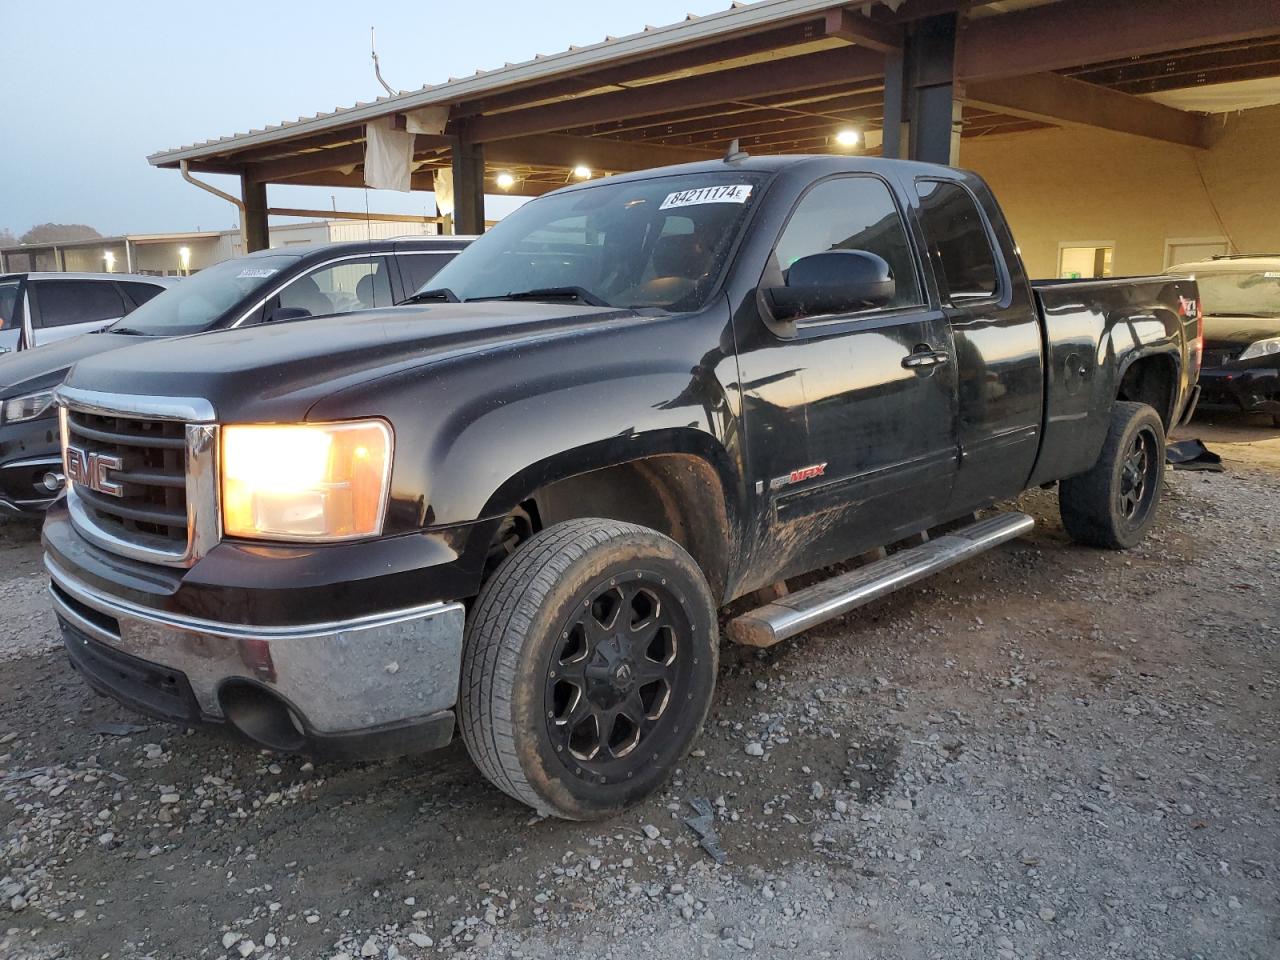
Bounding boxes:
770 176 922 310
915 180 999 301
33 280 126 327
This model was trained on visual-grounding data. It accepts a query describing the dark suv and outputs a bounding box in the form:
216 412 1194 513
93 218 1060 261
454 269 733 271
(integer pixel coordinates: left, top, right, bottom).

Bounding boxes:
0 236 469 516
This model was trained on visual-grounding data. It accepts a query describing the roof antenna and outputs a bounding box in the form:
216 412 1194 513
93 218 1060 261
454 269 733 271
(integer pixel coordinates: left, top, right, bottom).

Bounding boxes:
723 139 749 164
371 27 396 97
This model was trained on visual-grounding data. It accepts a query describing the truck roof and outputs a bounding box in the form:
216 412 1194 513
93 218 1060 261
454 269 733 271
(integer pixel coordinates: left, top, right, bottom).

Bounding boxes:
546 153 971 195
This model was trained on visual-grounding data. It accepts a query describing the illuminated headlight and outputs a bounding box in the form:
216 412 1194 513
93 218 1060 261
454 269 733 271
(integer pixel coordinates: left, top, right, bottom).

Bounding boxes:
2 390 56 424
221 420 393 541
1237 337 1280 362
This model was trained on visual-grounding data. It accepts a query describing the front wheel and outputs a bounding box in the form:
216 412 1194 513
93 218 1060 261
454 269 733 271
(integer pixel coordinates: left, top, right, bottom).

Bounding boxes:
1059 401 1166 549
459 518 718 820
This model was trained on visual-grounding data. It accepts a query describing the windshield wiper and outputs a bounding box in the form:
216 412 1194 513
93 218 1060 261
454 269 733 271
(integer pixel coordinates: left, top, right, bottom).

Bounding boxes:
470 286 612 308
106 326 150 336
405 287 460 304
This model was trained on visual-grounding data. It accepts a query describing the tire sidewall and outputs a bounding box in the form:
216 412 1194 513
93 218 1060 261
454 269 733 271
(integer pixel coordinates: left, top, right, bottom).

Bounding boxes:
508 531 718 819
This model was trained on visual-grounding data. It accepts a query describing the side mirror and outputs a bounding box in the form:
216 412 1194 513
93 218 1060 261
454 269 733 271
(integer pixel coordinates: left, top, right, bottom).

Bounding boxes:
765 249 895 320
267 306 312 323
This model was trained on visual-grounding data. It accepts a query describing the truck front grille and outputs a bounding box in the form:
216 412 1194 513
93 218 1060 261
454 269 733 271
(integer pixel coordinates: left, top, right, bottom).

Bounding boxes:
58 392 219 567
65 409 190 546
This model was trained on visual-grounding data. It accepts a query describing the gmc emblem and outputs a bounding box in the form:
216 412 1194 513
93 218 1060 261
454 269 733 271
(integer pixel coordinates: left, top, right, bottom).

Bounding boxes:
65 445 124 497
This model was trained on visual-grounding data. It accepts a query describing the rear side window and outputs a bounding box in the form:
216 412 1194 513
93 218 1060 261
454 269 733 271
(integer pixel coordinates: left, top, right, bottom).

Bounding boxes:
915 180 999 301
399 252 457 295
33 280 127 327
273 256 393 319
771 175 922 310
120 281 167 309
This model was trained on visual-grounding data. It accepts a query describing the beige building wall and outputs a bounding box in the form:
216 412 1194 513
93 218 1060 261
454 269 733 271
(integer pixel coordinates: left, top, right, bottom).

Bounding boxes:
958 103 1280 279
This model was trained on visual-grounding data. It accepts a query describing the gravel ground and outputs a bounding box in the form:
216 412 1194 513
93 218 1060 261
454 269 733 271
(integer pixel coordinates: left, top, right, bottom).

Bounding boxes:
2 415 1277 960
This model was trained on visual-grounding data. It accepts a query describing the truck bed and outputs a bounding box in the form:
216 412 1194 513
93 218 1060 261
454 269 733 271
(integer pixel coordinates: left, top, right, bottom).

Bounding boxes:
1027 272 1200 488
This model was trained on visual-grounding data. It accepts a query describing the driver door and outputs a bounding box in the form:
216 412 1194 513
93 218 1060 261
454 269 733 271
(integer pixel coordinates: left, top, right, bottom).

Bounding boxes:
735 174 959 580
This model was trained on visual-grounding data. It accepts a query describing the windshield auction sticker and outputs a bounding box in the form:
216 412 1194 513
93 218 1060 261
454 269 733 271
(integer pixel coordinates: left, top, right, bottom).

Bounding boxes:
660 184 753 210
236 268 279 279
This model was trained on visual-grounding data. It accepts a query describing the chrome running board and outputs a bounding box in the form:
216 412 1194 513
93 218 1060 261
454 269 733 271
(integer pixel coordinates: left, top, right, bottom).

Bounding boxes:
729 512 1034 648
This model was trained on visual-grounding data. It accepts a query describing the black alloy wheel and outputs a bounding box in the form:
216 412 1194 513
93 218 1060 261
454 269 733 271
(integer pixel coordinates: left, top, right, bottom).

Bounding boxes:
1116 427 1159 522
1060 400 1166 550
459 518 718 820
544 573 692 783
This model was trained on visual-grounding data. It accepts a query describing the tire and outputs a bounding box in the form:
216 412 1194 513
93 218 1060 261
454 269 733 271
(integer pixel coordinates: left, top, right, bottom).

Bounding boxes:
1059 401 1166 550
458 518 718 820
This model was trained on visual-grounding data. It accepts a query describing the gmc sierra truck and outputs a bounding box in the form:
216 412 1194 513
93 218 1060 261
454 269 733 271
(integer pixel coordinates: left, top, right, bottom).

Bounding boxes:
43 155 1201 820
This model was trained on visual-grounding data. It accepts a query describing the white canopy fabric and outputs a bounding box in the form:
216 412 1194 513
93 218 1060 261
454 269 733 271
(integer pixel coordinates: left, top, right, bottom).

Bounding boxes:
364 119 415 192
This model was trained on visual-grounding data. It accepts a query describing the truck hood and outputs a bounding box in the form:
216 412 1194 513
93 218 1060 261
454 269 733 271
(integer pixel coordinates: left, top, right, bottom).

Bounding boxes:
1202 313 1280 349
62 302 647 422
0 331 143 397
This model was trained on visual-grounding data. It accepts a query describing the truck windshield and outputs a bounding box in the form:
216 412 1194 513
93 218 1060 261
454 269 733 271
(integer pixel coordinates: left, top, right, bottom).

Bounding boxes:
110 254 300 336
1194 270 1280 318
419 171 767 311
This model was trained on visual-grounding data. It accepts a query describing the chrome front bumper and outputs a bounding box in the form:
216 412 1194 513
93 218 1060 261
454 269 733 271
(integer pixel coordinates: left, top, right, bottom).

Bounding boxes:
47 555 466 745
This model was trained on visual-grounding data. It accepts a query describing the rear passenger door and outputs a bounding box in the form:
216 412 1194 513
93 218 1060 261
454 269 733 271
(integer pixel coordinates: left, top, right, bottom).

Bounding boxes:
910 178 1043 510
27 279 129 347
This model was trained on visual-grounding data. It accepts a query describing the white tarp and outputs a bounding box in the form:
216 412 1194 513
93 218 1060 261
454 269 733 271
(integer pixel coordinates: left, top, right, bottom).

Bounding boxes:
405 106 449 136
364 119 415 192
433 168 455 217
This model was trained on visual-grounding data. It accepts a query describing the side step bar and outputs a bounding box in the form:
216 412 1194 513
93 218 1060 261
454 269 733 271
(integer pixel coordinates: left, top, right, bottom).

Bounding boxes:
729 512 1034 648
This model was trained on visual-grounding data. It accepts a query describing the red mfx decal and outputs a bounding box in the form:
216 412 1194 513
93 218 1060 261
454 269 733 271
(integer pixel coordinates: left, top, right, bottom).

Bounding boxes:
770 462 828 491
789 463 827 483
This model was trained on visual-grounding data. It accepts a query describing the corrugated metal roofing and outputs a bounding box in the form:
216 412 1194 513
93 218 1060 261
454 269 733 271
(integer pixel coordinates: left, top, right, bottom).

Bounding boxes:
148 0 882 166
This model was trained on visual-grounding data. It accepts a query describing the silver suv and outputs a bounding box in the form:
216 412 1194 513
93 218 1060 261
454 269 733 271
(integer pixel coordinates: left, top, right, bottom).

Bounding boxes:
0 272 179 354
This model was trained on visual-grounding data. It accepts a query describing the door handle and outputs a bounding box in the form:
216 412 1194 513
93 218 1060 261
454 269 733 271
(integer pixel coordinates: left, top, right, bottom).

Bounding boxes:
902 349 950 369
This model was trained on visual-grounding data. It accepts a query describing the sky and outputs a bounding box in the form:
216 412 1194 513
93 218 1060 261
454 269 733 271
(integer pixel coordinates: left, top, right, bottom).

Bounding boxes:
2 0 737 238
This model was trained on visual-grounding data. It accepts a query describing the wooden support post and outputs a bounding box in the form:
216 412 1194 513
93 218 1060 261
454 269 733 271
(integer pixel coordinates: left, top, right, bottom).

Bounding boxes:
905 13 961 165
881 48 907 160
240 174 269 253
452 137 486 236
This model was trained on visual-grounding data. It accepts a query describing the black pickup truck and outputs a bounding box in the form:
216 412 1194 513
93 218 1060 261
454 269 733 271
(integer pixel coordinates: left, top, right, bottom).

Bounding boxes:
43 156 1201 820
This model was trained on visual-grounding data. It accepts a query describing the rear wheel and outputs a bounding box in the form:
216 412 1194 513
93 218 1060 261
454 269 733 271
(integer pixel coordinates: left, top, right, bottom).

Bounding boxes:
1059 401 1165 549
459 518 718 820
